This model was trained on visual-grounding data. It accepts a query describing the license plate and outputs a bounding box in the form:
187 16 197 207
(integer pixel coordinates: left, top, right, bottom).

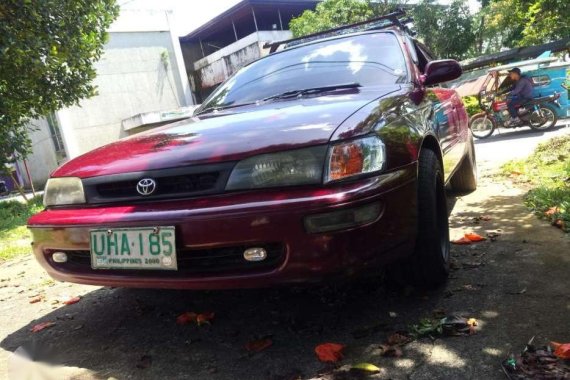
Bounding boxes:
90 227 177 270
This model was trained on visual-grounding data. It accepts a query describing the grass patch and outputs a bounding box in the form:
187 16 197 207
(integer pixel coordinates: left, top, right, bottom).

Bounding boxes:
0 196 44 262
501 135 570 232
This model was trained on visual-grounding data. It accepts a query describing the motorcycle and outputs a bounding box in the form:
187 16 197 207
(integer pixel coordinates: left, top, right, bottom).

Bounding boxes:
469 70 561 139
470 91 561 139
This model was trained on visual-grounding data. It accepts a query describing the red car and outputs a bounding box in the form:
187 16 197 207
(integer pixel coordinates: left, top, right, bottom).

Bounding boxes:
28 15 476 289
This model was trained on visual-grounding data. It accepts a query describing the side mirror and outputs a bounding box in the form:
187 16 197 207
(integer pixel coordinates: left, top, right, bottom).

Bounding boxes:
422 60 462 86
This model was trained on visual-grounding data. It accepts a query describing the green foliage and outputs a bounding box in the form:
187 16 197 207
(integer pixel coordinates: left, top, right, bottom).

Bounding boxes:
462 96 481 117
289 0 568 60
0 0 119 172
289 0 375 37
0 195 44 261
479 0 570 49
502 135 570 232
519 0 570 45
289 0 476 60
476 0 526 54
411 0 476 60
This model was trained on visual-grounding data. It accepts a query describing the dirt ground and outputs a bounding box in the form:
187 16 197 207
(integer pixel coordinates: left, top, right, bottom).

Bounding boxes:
1 127 570 380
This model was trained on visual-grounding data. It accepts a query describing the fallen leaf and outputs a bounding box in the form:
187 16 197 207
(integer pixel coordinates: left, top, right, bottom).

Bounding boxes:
30 322 55 333
245 338 272 352
553 219 564 229
176 312 197 325
351 363 381 373
386 332 411 346
315 343 345 362
551 342 570 359
451 236 472 245
29 296 42 304
136 355 152 369
467 318 478 334
545 207 559 216
63 296 81 305
464 232 486 242
197 311 215 325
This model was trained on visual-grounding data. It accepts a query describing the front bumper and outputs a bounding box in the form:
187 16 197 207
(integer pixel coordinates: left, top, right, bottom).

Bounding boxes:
28 164 417 289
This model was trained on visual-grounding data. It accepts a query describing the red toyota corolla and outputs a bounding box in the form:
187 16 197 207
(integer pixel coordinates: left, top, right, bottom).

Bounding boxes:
28 22 476 289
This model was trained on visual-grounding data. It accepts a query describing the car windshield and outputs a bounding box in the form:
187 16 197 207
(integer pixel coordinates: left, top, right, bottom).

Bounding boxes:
197 33 407 114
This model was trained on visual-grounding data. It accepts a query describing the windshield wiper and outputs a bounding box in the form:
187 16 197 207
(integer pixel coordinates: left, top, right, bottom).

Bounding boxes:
195 101 256 116
262 83 361 103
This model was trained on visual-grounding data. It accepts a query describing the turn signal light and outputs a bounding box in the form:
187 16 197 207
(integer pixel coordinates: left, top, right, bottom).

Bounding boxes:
325 136 385 182
328 143 364 181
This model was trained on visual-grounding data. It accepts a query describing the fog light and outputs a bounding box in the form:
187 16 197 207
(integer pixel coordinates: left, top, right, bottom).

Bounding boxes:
304 202 382 233
243 247 267 262
52 252 68 263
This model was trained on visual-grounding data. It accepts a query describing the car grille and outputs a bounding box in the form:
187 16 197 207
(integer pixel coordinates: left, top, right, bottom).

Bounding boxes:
46 243 285 277
96 172 219 198
82 163 235 204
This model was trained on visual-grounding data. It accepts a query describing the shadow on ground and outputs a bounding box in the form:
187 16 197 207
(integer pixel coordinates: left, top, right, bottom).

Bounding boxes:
2 189 570 379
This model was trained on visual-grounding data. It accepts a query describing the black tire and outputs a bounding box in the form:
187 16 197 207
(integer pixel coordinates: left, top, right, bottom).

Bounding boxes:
387 148 450 288
528 105 558 131
470 113 496 139
450 133 477 194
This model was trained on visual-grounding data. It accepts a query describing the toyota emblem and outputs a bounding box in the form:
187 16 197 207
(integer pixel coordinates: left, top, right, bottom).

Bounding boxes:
136 178 157 196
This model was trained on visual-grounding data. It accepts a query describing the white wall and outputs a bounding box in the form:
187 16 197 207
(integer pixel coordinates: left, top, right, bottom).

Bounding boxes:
17 119 59 188
58 10 192 158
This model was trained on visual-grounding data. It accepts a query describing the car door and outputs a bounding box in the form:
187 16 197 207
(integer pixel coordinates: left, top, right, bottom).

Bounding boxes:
413 42 464 181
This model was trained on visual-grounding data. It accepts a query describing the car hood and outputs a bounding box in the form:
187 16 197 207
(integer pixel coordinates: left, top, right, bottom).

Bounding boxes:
53 86 400 178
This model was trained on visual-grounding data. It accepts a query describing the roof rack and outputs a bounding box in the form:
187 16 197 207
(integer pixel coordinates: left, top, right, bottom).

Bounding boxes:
264 9 414 53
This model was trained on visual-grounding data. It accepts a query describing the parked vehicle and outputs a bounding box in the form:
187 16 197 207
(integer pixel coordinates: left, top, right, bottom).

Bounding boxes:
28 11 476 290
470 62 565 139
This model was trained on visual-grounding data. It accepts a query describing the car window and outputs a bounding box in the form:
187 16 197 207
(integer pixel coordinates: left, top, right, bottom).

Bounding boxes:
199 33 407 112
412 41 433 73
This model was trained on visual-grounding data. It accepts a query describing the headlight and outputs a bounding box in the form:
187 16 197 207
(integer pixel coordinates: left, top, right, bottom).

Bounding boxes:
43 177 86 206
226 146 327 190
325 136 385 182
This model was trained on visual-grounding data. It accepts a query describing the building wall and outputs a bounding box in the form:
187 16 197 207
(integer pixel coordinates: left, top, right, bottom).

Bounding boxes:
57 10 193 158
192 30 292 96
16 118 60 189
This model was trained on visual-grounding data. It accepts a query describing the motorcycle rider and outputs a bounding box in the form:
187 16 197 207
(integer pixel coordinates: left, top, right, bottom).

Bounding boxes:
503 67 533 126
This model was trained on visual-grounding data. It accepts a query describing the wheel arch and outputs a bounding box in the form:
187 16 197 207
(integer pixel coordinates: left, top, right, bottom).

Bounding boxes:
418 133 443 171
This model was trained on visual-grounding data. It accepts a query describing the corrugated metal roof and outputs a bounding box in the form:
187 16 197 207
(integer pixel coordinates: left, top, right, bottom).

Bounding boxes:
179 0 319 42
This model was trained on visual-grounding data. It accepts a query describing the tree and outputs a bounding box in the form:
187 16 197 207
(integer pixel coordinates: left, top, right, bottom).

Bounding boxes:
411 0 476 60
289 0 376 37
290 0 476 60
518 0 570 45
0 0 119 196
477 0 569 52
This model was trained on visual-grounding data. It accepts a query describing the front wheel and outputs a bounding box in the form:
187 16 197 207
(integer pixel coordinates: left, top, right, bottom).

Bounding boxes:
470 113 496 139
528 105 558 131
387 148 450 288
